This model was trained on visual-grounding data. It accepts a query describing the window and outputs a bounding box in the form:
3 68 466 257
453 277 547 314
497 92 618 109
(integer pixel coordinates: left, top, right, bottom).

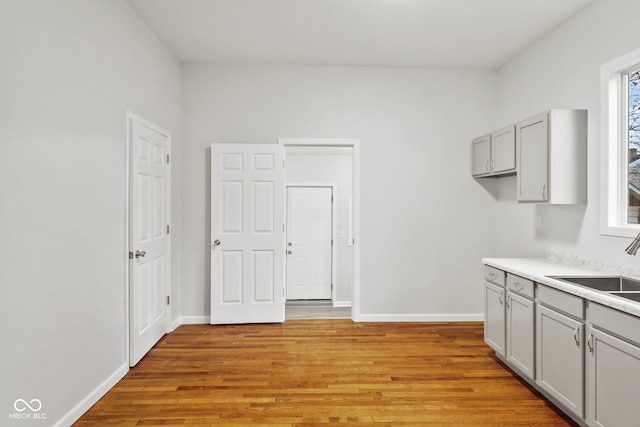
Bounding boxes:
601 49 640 237
627 67 640 223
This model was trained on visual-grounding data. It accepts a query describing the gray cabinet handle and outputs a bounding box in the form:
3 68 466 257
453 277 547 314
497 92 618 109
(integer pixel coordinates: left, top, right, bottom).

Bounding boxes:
573 327 580 348
587 334 594 354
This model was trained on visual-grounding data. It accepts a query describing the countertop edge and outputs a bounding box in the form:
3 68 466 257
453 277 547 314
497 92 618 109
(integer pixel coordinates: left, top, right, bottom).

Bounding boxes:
482 258 640 317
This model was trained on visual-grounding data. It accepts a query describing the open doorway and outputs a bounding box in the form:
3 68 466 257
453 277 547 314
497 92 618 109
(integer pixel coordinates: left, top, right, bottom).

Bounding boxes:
281 139 360 320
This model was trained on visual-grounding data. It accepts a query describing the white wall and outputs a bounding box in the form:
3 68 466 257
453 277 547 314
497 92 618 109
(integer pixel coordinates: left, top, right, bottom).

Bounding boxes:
494 0 640 262
181 64 498 320
0 1 181 425
285 146 354 304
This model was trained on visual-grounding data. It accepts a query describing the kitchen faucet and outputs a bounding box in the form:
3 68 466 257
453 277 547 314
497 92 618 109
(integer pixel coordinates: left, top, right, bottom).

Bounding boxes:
625 232 640 255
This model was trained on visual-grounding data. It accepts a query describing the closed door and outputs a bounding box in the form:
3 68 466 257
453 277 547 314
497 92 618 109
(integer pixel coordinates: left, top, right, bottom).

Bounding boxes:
517 113 549 201
484 281 505 356
286 187 332 300
129 117 170 367
506 291 534 379
210 143 285 324
536 304 584 418
587 327 640 427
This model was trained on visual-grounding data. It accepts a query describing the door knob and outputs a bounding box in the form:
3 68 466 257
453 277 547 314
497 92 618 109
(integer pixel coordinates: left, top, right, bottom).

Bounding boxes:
135 250 146 259
212 239 221 249
288 242 292 246
287 250 292 255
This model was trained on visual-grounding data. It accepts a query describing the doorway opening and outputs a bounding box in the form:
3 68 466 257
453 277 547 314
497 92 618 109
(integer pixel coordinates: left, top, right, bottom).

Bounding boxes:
281 139 360 321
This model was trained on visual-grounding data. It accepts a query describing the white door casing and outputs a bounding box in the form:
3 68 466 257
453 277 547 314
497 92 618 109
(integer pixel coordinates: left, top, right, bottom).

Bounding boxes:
286 186 333 300
129 115 171 367
210 143 285 324
280 138 360 320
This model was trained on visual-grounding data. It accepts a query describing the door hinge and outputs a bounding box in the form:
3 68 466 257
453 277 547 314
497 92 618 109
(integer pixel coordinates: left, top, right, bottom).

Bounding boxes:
167 154 170 164
129 251 133 259
167 224 170 234
283 159 286 168
331 239 334 246
167 295 170 305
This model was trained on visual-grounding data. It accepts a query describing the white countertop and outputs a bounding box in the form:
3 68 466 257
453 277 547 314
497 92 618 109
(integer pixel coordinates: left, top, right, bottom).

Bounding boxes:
482 257 640 317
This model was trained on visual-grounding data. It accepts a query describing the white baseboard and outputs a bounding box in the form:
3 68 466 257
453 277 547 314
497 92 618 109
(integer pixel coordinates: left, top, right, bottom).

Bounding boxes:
332 300 352 308
54 363 128 427
356 313 484 322
172 313 481 325
177 315 211 325
170 317 182 331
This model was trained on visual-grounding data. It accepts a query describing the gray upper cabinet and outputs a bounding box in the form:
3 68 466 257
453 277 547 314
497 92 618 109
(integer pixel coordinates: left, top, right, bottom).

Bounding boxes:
490 125 516 174
472 134 491 177
471 126 516 177
516 110 587 204
473 109 586 204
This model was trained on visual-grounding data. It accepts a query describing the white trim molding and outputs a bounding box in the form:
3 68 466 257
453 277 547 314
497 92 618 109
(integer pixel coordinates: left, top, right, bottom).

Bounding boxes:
54 364 128 427
358 313 484 322
280 138 362 321
601 49 640 238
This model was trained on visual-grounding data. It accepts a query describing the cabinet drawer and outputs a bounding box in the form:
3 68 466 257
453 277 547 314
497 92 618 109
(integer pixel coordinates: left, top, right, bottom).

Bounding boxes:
589 302 640 346
485 265 505 287
538 284 584 319
507 273 534 298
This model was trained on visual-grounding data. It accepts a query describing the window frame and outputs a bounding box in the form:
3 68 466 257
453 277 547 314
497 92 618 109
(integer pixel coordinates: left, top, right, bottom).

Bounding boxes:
601 48 640 237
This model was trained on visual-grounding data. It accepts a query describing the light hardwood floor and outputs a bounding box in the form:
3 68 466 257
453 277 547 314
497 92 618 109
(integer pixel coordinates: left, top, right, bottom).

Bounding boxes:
74 321 577 426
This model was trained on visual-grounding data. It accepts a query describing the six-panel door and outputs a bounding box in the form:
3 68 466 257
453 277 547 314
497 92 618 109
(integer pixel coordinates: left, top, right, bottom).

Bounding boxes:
210 143 285 324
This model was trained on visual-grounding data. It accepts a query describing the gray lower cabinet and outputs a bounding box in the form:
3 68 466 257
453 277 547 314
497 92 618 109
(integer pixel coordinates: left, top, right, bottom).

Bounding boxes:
506 291 535 379
586 303 640 427
536 303 585 419
484 281 505 357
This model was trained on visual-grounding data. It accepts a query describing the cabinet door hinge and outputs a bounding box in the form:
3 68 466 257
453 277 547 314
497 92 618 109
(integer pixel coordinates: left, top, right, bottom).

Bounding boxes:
167 295 170 305
129 251 133 259
167 154 170 164
167 225 170 234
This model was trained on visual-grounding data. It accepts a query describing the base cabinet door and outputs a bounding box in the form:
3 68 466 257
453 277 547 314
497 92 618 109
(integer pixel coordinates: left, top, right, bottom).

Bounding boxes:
536 304 584 418
586 327 640 427
484 281 505 357
506 291 534 379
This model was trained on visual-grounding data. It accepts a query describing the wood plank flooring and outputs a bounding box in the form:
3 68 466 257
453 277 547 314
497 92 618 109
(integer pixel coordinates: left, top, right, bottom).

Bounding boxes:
74 321 577 426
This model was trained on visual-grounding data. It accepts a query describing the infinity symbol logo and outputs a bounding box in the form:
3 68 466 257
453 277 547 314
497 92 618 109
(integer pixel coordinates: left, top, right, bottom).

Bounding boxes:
14 399 42 412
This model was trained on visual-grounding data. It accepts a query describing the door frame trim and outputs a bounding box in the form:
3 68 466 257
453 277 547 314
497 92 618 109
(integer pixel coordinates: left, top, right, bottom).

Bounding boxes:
125 111 172 366
286 184 338 302
279 138 361 321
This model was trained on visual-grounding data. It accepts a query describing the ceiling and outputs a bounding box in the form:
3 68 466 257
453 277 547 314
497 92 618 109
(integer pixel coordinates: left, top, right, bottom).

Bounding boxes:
125 0 596 69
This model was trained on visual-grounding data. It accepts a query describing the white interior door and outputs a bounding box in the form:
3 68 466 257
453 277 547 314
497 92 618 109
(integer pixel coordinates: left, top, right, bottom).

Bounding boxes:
210 143 285 324
286 186 333 300
129 117 170 367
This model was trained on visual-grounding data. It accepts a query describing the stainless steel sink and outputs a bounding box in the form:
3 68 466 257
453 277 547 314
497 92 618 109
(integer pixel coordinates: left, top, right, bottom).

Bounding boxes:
609 292 640 302
550 276 640 292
